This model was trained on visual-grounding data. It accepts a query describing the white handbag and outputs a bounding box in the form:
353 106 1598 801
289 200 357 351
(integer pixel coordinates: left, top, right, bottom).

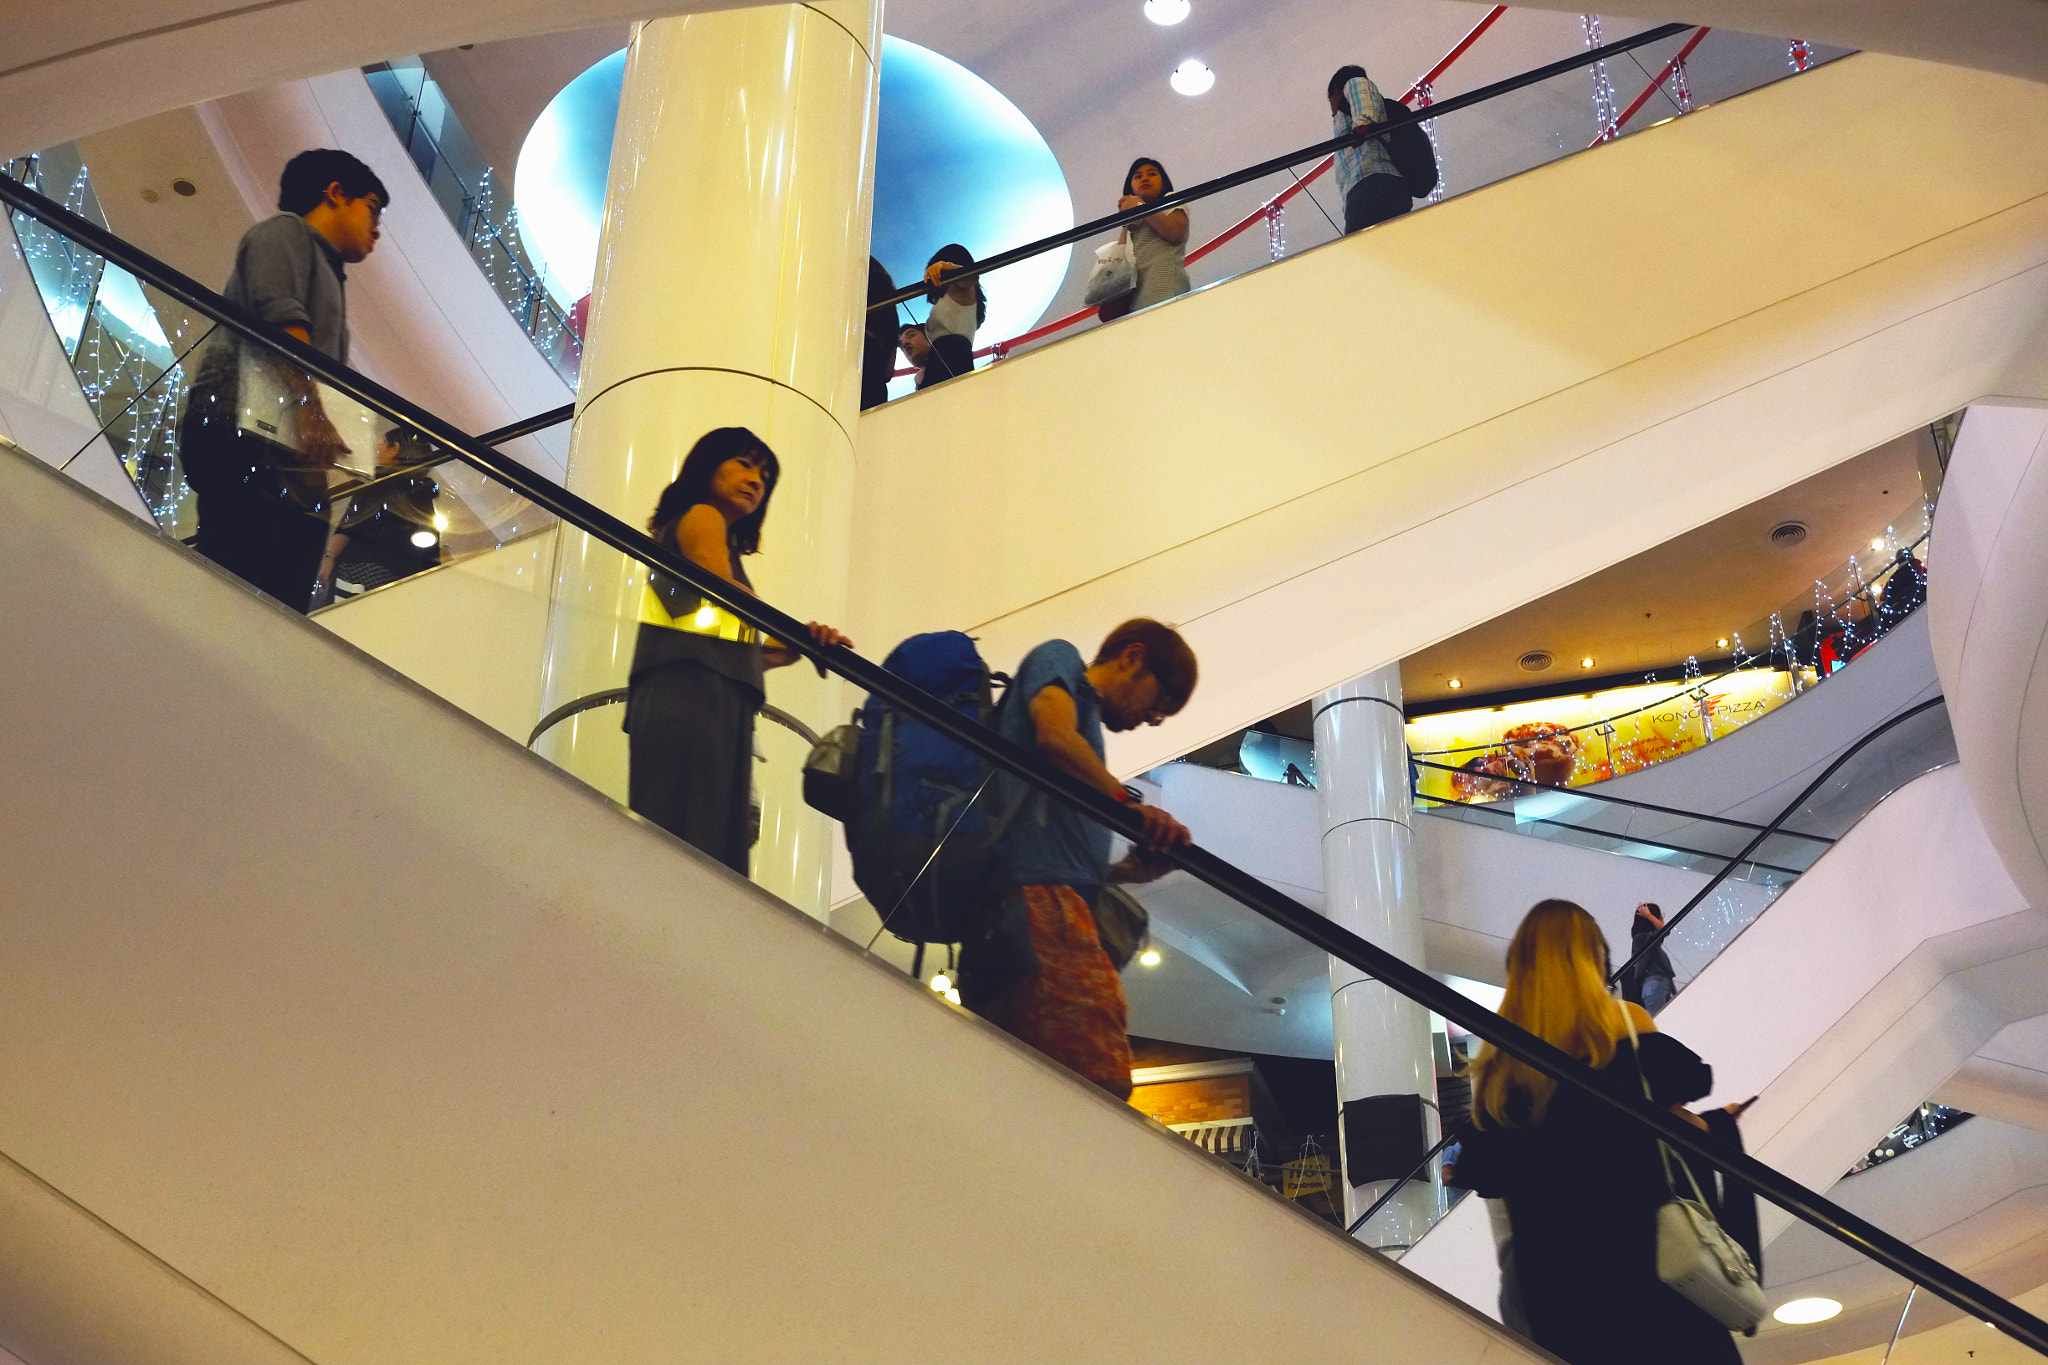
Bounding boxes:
1082 238 1138 306
1622 1007 1767 1335
236 344 383 475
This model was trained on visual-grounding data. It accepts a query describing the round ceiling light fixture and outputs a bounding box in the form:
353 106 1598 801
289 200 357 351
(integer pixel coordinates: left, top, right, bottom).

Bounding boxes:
1518 650 1554 672
1447 678 1462 689
1769 520 1810 548
1170 59 1215 96
1144 0 1191 24
1772 1298 1843 1325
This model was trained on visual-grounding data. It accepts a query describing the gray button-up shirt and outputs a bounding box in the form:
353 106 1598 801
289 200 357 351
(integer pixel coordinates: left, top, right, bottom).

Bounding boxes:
197 212 349 387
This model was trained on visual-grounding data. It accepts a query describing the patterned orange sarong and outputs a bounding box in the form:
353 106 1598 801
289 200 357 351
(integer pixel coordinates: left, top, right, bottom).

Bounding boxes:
980 884 1133 1100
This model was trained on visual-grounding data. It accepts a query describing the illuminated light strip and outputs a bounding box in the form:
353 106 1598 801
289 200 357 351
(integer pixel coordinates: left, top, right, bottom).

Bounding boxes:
1592 26 1711 146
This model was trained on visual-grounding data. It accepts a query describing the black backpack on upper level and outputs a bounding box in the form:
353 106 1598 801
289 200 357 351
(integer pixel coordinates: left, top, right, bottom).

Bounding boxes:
1383 99 1439 199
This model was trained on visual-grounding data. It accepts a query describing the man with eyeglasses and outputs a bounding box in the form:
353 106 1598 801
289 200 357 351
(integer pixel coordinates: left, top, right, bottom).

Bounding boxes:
180 148 387 612
961 618 1200 1099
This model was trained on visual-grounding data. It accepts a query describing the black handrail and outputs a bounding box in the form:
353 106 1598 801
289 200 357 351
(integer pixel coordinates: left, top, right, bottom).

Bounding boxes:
526 688 820 750
868 22 1693 314
1414 791 1813 879
9 172 2044 1355
1409 535 1929 762
332 401 579 506
1409 756 1835 844
1608 696 1948 992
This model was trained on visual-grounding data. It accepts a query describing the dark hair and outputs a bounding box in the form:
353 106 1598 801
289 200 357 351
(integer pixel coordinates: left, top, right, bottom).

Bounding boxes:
899 321 927 336
1328 65 1371 119
380 426 434 461
1123 157 1175 200
1636 903 1662 922
278 149 390 217
647 427 781 556
1093 618 1199 713
925 243 988 327
867 256 900 336
1328 65 1369 100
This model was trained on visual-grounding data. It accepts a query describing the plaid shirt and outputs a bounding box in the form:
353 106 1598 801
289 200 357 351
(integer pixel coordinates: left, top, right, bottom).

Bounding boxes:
1333 74 1400 198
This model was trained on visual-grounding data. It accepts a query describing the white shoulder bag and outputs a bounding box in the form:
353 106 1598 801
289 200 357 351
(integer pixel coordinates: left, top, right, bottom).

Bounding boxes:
1621 1005 1766 1335
1082 237 1138 307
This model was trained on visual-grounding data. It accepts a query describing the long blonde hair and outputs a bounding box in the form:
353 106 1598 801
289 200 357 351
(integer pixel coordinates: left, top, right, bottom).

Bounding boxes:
1470 899 1630 1128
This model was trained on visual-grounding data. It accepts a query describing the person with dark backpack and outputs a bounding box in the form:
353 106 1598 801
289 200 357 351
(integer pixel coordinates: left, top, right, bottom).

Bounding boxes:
1327 64 1416 234
967 620 1199 1097
805 619 1198 1096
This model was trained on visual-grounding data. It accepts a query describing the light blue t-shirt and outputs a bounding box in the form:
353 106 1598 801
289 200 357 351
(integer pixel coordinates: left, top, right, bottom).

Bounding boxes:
998 640 1112 890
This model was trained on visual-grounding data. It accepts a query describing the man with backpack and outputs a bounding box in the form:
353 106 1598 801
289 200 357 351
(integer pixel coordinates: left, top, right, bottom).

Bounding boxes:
963 619 1200 1099
1328 64 1414 234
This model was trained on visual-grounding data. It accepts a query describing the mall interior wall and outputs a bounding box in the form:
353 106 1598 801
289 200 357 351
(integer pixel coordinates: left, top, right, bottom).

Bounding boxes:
852 52 2048 777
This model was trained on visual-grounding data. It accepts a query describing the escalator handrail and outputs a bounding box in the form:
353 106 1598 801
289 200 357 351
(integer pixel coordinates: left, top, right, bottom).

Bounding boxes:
526 688 820 750
1409 756 1836 844
321 401 580 506
1412 790 1815 879
1608 695 1949 991
1410 545 1929 763
865 21 1692 315
9 172 2043 1356
968 4 1512 361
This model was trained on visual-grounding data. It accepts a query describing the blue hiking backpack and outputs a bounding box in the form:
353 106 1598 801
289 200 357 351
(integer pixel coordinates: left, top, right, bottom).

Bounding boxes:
802 631 1020 945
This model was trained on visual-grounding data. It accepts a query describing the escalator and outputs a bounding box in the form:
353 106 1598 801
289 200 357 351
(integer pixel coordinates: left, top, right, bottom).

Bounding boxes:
0 178 2043 1365
852 49 2048 775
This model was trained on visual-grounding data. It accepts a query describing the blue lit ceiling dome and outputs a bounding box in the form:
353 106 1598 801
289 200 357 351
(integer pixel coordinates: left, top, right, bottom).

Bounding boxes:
514 38 1072 348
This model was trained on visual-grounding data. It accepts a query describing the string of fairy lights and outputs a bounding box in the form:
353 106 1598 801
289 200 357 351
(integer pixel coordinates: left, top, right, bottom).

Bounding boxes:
1409 506 1937 795
6 154 198 532
443 156 581 384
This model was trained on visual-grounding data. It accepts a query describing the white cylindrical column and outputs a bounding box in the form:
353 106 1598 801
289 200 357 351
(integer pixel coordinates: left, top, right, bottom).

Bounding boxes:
1315 663 1443 1252
537 3 881 919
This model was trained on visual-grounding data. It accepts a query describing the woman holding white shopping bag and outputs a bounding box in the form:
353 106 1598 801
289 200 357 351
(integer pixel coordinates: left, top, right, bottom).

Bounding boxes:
1087 157 1189 323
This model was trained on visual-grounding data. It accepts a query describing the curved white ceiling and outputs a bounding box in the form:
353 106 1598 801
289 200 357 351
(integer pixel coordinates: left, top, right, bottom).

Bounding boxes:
5 0 2043 171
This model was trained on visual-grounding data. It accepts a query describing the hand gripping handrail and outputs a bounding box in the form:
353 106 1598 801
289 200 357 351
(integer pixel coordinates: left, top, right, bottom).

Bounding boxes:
7 169 2043 1355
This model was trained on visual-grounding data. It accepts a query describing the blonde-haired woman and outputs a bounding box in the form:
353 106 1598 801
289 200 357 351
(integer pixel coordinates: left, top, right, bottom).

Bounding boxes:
1452 899 1754 1365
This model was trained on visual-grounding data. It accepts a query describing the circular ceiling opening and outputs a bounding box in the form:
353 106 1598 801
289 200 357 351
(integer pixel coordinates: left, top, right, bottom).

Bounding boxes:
1518 650 1554 672
515 37 1074 350
1769 520 1810 548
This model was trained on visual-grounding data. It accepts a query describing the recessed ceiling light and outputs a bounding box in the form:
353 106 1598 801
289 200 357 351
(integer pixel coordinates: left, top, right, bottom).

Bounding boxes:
930 973 953 994
1448 678 1462 689
1773 1298 1842 1325
1144 0 1191 24
410 530 439 548
1716 637 1730 649
1871 537 1887 551
1580 657 1595 669
1139 948 1162 966
1169 58 1214 96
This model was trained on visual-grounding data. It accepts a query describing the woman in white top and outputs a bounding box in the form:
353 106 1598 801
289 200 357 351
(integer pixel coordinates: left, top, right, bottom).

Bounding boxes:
1113 157 1190 317
921 242 985 384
